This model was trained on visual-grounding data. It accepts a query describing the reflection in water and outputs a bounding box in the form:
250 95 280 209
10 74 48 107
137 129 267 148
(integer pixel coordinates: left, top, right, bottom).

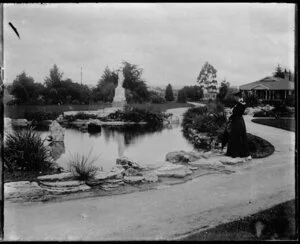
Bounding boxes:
5 121 194 171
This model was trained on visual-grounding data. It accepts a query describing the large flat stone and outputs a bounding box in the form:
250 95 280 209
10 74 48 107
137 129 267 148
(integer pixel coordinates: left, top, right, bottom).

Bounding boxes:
155 164 192 178
143 172 159 183
123 176 145 184
38 180 86 188
39 184 91 193
219 156 246 165
37 172 74 181
116 156 143 170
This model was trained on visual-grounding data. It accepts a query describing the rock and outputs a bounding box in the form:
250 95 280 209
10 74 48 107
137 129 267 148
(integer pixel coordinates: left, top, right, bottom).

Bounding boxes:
11 119 30 127
219 157 246 165
71 119 87 128
4 181 45 200
56 114 64 123
49 120 65 141
165 150 202 164
143 172 159 183
49 141 65 161
38 180 86 187
155 164 192 178
37 172 74 181
165 151 190 164
86 167 125 186
188 157 225 169
116 156 143 170
123 176 145 184
93 168 124 181
123 168 143 176
40 184 91 193
87 121 101 133
202 151 213 159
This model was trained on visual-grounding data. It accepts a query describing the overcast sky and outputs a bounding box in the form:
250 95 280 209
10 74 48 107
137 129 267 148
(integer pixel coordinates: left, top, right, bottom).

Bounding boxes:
4 3 295 88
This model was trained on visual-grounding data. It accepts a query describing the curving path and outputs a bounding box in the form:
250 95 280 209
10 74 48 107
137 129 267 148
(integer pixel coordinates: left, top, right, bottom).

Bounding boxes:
4 110 295 241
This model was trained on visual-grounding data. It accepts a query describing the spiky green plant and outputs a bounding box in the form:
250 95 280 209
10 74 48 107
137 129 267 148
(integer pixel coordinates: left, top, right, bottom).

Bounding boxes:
68 151 100 181
4 127 51 172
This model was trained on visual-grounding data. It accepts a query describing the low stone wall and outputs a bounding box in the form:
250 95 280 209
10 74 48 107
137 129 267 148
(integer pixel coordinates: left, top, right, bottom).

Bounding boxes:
4 150 249 203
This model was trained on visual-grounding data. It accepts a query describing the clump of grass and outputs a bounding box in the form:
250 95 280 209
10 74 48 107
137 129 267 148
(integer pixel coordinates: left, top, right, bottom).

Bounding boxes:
4 127 52 172
68 151 100 181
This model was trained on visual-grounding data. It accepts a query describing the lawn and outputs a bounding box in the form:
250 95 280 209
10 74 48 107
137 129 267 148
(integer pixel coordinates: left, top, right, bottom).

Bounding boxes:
251 118 295 132
4 102 193 119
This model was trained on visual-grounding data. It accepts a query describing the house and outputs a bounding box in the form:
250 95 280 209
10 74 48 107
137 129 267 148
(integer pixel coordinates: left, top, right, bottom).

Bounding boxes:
239 75 294 101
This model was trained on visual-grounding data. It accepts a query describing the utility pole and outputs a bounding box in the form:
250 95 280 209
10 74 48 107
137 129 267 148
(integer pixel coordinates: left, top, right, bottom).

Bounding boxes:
80 66 82 86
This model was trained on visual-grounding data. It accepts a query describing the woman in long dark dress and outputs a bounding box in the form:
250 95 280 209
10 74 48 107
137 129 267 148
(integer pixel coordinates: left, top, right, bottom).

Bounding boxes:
226 91 252 159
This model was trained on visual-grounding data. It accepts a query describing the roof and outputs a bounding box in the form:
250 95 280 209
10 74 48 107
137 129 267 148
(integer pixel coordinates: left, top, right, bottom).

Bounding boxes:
239 76 294 91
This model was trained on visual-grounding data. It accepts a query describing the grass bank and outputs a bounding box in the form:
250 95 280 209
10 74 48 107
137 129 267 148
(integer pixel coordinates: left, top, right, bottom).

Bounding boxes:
183 199 296 241
252 118 295 132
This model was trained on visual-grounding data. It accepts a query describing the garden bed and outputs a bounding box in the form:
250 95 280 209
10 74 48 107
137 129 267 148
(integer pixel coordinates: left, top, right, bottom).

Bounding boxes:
251 118 295 132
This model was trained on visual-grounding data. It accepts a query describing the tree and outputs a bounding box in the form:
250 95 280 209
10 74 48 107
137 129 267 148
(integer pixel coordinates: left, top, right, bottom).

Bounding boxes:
217 79 230 102
196 62 218 94
165 84 174 101
181 85 203 101
177 89 187 103
93 66 118 102
45 64 64 88
10 72 40 103
122 61 149 103
273 64 285 78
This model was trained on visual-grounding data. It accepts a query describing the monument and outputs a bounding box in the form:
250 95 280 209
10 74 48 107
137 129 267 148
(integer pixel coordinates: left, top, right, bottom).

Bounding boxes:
112 70 127 109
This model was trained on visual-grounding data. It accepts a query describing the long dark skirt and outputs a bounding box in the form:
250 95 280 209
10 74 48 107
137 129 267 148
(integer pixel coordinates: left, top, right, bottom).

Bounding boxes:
226 116 250 158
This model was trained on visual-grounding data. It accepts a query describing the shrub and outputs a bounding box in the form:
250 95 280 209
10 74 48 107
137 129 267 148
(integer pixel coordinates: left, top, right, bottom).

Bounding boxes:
105 108 164 126
150 94 166 104
182 102 227 149
244 94 260 107
68 152 99 181
24 111 60 122
4 128 51 171
64 112 98 122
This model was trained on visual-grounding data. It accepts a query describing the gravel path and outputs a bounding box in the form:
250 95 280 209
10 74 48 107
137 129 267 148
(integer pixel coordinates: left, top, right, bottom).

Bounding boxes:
4 112 295 241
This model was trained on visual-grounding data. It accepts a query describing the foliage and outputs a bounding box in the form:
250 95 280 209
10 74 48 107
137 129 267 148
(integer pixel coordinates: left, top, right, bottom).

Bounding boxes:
105 108 164 126
68 152 99 181
122 61 150 103
253 104 293 118
182 101 227 137
10 72 45 104
64 112 98 122
179 85 203 101
244 93 260 107
24 111 60 122
221 88 238 107
216 79 230 103
283 95 295 107
196 62 218 94
273 64 285 79
92 66 118 103
165 84 174 101
149 91 166 104
177 89 187 103
4 128 51 172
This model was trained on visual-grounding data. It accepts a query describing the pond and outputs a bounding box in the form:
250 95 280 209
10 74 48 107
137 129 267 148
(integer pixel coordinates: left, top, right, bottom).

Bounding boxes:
4 108 195 171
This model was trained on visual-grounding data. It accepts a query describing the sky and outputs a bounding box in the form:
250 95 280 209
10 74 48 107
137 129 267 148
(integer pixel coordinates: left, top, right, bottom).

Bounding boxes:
3 3 295 88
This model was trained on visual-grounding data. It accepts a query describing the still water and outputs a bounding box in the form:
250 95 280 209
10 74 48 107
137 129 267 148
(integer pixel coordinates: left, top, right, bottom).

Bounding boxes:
5 108 195 171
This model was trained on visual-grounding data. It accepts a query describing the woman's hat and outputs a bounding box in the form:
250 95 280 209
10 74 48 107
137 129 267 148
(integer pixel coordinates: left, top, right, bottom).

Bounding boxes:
232 90 242 96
